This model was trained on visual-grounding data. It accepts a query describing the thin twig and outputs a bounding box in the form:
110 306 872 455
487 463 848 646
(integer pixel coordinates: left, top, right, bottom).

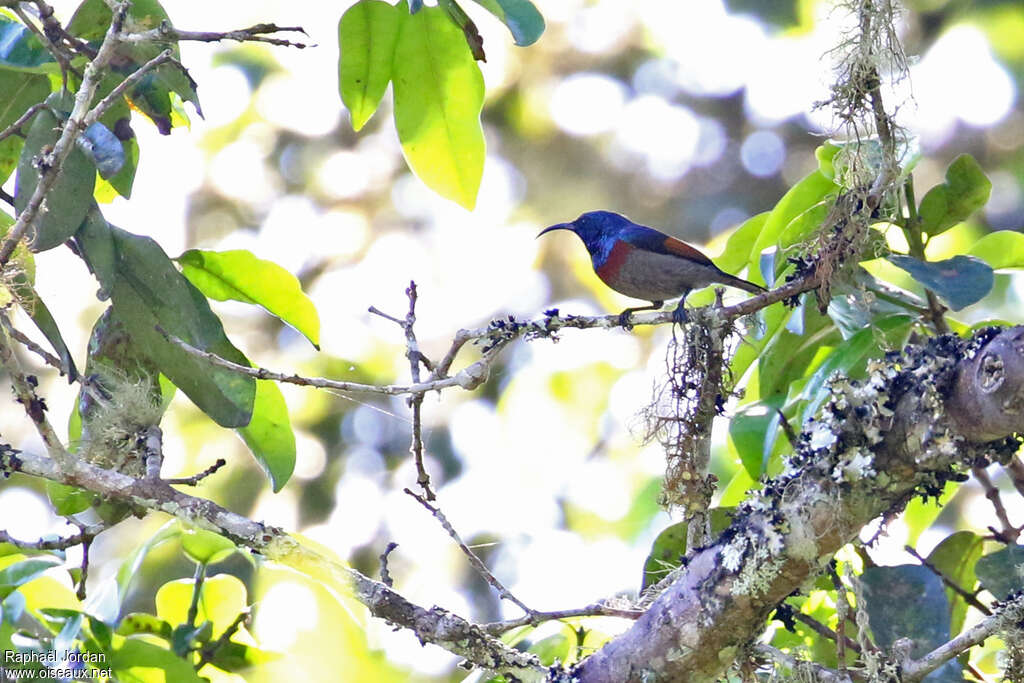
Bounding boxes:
481 603 644 637
81 48 181 130
73 520 93 599
1005 456 1024 498
404 487 534 616
379 542 398 588
904 545 992 616
119 22 310 49
829 564 850 672
4 321 63 371
402 282 433 499
11 4 78 86
0 523 106 551
0 103 48 144
972 466 1019 543
196 609 250 669
163 458 227 486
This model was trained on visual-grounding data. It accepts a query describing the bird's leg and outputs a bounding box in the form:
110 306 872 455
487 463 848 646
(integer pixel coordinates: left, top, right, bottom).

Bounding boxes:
618 301 663 329
671 298 689 325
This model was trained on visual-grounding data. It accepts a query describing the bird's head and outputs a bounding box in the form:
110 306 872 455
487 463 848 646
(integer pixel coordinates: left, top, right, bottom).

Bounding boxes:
537 211 629 255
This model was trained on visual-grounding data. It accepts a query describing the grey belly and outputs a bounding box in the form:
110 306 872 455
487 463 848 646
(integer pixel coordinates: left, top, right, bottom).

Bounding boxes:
609 250 716 301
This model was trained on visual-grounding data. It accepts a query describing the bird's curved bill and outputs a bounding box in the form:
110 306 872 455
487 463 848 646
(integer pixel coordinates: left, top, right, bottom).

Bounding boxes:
537 223 572 238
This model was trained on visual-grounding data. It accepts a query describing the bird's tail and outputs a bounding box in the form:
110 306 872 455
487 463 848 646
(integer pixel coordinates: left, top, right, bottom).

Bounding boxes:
720 272 768 295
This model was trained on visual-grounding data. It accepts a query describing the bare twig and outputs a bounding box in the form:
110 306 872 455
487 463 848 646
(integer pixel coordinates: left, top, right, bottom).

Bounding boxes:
4 320 63 370
163 458 227 486
1006 456 1024 498
0 102 48 144
904 545 992 616
379 542 398 588
119 22 309 49
972 466 1019 543
481 603 644 637
11 3 78 86
0 523 106 551
898 593 1024 681
73 519 93 599
404 487 534 616
81 48 181 129
403 282 432 498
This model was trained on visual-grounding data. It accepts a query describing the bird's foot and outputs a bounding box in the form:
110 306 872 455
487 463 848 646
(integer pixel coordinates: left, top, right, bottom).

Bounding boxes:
618 310 634 330
671 306 689 325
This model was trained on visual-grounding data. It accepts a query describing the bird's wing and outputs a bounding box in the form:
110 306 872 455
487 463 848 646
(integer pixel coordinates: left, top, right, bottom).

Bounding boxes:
618 225 714 266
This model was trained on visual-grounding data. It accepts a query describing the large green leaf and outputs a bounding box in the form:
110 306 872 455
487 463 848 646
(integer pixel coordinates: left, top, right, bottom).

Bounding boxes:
0 70 49 183
975 544 1024 601
237 378 296 492
887 254 994 311
107 637 205 683
917 154 991 237
714 211 769 275
469 0 545 46
0 15 56 73
967 230 1024 270
74 211 256 427
926 530 983 637
393 3 485 209
860 565 963 683
0 557 61 600
15 92 96 252
338 0 403 131
748 167 838 283
176 249 320 349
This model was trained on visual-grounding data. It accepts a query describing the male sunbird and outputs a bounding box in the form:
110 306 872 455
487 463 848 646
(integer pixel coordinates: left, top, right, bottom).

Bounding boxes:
538 211 766 326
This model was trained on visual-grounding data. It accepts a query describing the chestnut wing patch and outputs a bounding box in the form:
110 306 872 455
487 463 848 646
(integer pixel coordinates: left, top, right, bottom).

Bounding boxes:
660 236 714 265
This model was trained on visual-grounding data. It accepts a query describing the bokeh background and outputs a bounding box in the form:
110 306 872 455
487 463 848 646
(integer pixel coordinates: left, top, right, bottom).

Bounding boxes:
2 0 1023 680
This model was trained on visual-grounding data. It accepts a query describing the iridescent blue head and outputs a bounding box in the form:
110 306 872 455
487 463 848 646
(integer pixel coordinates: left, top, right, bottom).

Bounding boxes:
537 211 630 265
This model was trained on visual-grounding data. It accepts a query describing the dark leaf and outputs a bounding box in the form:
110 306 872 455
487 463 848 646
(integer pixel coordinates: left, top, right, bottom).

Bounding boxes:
15 92 96 252
975 544 1024 601
887 255 993 311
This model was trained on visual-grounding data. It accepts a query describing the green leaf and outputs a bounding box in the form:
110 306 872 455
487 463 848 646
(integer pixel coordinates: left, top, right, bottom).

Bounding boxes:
0 15 57 73
115 522 179 607
108 637 205 683
13 281 78 380
238 378 296 492
730 396 786 480
0 70 49 182
887 254 993 311
714 211 769 275
975 544 1024 601
116 612 173 640
176 249 320 349
749 169 838 282
46 482 93 516
860 565 963 682
207 639 279 673
0 557 60 600
338 0 402 131
179 526 238 566
967 230 1024 270
469 0 545 46
74 211 256 427
926 530 983 636
156 575 247 637
917 154 991 237
777 200 831 255
393 3 485 209
641 521 686 591
15 92 96 252
641 510 733 591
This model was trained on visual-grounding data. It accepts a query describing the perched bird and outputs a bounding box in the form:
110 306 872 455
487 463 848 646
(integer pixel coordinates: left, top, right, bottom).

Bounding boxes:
538 211 766 326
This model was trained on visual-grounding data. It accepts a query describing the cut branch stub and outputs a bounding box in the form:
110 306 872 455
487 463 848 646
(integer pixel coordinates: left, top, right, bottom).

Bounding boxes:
948 326 1024 442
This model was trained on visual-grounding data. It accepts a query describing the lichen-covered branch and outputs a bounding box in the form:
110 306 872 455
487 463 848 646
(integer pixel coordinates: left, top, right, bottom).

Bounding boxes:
0 446 547 681
572 327 1024 682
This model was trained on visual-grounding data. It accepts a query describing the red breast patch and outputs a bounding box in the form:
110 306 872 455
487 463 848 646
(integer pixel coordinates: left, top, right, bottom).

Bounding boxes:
595 240 633 284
